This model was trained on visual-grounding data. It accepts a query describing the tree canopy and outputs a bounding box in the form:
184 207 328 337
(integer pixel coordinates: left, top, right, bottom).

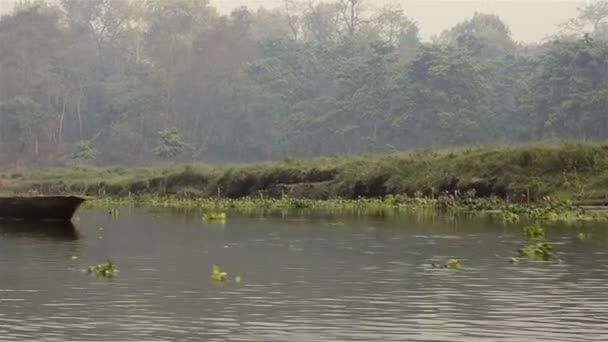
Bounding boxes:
0 0 606 166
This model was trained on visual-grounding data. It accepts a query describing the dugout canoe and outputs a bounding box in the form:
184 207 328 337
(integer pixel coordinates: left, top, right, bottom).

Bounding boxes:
0 196 87 221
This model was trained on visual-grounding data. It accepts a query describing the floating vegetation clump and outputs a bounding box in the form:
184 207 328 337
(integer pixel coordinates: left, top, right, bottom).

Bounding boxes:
523 225 545 238
87 260 118 278
211 265 228 282
498 201 605 224
86 195 608 223
109 208 120 218
501 211 520 223
203 212 227 223
445 258 463 270
513 222 553 262
235 276 242 284
432 258 463 270
518 242 552 261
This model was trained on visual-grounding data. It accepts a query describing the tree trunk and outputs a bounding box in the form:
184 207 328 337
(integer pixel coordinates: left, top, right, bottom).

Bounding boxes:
350 2 355 36
57 94 67 152
77 83 83 140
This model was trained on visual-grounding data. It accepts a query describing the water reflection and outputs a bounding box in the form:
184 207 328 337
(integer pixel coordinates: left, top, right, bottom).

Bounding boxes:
0 219 78 240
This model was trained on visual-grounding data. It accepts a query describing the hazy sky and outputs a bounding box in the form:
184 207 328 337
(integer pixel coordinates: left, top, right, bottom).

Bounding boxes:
0 0 588 43
211 0 587 43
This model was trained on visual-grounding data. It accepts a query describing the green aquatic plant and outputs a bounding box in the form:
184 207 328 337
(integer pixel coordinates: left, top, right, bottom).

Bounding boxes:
500 211 520 223
444 258 463 270
523 225 545 239
518 242 552 261
235 276 242 284
203 212 227 222
109 208 120 218
431 259 463 270
211 265 228 282
87 260 118 278
84 193 608 224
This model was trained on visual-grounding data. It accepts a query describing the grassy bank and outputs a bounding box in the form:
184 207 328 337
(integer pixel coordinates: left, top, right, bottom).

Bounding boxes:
5 142 608 204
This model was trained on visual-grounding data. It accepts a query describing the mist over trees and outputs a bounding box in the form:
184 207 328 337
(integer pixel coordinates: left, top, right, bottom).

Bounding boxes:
0 0 607 166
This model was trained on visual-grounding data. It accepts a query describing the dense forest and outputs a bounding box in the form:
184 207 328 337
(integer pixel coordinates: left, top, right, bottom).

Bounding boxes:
1 0 608 166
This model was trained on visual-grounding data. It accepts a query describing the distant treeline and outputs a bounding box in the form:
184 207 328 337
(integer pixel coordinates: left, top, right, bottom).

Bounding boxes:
1 0 608 165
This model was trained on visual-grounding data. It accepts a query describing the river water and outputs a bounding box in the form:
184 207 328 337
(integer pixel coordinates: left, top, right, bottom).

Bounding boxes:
0 208 607 341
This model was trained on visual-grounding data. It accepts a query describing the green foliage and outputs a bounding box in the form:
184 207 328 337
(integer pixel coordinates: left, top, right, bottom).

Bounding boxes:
203 212 226 223
87 260 119 278
432 258 463 269
518 242 552 261
211 265 228 282
16 142 608 218
154 129 191 160
0 2 607 164
444 258 463 270
73 141 98 161
523 225 545 238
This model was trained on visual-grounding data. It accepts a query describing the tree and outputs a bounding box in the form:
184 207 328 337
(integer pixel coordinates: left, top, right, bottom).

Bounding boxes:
396 45 496 146
339 0 365 38
154 128 191 160
72 140 98 161
521 38 608 140
560 0 608 41
436 12 516 59
0 96 45 157
302 2 342 43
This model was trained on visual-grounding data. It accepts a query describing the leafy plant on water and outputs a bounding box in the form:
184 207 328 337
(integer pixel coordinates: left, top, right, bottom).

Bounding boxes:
518 242 552 261
203 212 226 223
109 208 120 218
501 211 520 223
432 258 463 270
211 265 242 284
444 258 463 270
87 260 118 278
211 265 228 282
512 221 553 262
523 225 545 238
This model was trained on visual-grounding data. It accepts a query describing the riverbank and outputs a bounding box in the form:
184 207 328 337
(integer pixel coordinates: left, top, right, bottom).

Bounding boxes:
6 142 608 204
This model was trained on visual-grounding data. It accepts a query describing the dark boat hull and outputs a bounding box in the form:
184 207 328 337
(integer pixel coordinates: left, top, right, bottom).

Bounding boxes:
0 196 87 221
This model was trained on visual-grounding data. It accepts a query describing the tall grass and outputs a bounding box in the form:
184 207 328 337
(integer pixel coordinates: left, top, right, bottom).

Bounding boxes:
12 142 608 203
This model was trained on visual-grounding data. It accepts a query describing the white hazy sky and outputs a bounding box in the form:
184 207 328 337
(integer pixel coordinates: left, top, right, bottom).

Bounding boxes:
210 0 587 42
0 0 589 43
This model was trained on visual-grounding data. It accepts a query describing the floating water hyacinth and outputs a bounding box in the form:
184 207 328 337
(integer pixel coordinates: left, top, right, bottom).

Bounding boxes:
211 265 228 282
87 260 118 278
444 258 463 270
523 225 545 239
518 242 552 261
109 208 120 218
431 258 463 270
203 213 226 223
